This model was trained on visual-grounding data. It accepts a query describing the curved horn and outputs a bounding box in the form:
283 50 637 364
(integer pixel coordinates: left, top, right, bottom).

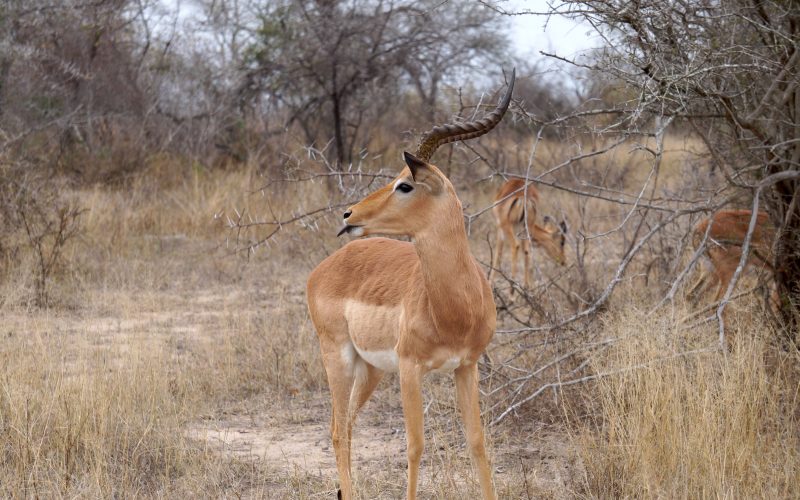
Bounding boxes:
415 68 515 162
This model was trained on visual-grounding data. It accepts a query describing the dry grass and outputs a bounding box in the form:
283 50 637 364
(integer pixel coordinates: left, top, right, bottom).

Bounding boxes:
0 157 327 496
1 319 192 496
0 142 797 497
578 306 800 499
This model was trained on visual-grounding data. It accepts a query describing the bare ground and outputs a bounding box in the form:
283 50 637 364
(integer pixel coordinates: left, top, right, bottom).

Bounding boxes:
189 390 578 490
189 388 579 498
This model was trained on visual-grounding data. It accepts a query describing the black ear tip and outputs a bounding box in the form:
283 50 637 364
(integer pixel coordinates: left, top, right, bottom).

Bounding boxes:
403 151 423 166
403 151 428 178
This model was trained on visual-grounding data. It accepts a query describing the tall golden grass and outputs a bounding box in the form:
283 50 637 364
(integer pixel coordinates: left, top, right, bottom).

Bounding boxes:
0 157 327 496
0 325 190 496
579 307 800 498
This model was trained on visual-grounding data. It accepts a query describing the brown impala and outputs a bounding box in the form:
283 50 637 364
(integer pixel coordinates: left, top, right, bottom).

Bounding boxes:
487 179 567 288
306 70 515 500
688 209 775 303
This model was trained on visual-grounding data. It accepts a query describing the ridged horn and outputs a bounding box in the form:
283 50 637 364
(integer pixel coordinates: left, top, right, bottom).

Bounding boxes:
415 68 515 162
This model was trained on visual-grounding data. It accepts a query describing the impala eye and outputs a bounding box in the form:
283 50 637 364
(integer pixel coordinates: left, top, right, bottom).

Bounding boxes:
396 182 414 194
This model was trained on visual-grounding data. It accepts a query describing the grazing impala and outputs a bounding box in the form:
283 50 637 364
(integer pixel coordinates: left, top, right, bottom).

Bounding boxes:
306 70 514 500
487 178 567 288
687 209 775 303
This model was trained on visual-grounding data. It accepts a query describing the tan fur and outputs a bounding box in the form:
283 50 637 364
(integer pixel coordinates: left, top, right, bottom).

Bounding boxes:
487 179 567 288
688 209 775 303
307 156 497 500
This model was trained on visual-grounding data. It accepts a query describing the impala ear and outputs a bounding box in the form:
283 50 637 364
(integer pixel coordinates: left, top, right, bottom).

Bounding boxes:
559 219 568 248
403 151 442 193
404 151 426 178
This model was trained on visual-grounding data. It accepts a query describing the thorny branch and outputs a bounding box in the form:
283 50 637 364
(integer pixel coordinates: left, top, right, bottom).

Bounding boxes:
490 346 719 425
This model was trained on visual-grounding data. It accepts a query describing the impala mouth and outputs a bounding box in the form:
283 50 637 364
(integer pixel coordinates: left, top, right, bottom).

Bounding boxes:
337 224 364 237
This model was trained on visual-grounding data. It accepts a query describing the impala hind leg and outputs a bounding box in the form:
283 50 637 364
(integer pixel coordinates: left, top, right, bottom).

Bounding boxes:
502 225 519 286
510 238 520 283
687 268 716 305
399 358 425 500
455 363 496 500
323 344 384 500
349 356 384 421
321 342 357 500
711 248 741 302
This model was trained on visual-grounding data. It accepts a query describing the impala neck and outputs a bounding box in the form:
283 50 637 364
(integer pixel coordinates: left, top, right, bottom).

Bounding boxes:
413 196 485 332
529 223 552 244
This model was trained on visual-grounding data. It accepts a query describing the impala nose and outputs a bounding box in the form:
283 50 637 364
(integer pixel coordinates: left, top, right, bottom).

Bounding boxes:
343 210 352 219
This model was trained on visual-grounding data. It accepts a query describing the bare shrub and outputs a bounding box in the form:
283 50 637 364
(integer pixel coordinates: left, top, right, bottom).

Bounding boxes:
0 162 83 307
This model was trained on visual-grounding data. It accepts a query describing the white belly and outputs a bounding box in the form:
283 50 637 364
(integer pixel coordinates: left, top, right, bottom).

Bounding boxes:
343 300 401 372
340 300 471 374
431 356 462 372
352 345 400 372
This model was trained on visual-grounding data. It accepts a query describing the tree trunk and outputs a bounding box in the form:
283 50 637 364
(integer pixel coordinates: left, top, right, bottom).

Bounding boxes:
332 91 346 166
772 180 800 344
330 64 347 167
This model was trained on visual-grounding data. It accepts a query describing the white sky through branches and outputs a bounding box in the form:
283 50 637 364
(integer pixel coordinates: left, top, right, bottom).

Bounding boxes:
161 0 598 91
166 1 598 61
508 0 599 59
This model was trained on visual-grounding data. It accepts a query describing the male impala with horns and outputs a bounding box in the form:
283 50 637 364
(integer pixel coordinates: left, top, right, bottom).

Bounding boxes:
307 70 515 500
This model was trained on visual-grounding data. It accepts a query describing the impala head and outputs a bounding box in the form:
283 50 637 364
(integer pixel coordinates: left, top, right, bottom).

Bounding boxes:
338 68 516 239
538 215 569 266
338 152 457 238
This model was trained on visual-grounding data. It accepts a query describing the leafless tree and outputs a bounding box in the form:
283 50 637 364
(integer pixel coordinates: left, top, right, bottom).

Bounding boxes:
0 0 188 178
239 0 508 166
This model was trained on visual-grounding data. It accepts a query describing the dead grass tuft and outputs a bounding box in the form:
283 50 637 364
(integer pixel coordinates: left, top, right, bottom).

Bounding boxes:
0 326 191 496
578 307 800 498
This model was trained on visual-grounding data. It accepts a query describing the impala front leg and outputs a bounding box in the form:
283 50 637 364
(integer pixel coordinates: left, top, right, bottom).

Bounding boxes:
488 227 504 283
522 238 531 289
455 363 496 500
399 357 425 500
510 238 520 283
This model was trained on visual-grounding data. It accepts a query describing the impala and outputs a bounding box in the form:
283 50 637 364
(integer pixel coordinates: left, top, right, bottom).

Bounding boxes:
487 178 567 288
687 209 775 303
306 70 515 500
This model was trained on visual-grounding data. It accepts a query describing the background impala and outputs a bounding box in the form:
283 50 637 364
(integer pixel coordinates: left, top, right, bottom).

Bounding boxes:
688 209 776 305
487 178 568 288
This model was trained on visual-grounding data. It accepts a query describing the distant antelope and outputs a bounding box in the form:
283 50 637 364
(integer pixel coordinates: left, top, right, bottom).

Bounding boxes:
487 178 568 288
687 209 775 303
307 70 515 500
